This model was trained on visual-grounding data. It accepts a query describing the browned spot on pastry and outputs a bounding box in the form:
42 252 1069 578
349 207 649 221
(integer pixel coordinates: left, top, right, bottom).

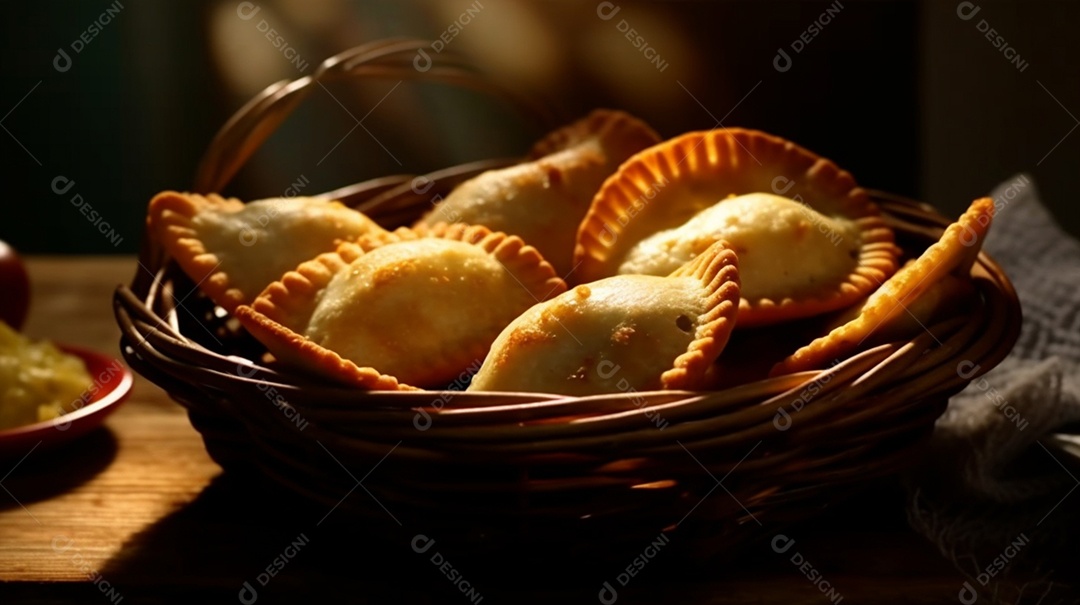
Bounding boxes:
543 162 563 188
675 314 693 333
611 324 636 345
371 259 416 287
568 365 589 382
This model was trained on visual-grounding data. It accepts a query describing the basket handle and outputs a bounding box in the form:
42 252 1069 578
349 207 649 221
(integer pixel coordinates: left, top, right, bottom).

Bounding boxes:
192 38 555 194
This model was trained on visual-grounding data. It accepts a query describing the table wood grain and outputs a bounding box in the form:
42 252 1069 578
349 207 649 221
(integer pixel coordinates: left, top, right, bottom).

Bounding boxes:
0 256 982 604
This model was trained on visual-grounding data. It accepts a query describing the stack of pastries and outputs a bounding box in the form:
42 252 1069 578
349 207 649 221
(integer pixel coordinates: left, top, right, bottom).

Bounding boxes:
146 109 993 395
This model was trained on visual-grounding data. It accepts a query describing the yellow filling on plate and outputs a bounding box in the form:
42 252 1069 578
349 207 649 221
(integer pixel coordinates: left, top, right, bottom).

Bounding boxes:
0 322 92 430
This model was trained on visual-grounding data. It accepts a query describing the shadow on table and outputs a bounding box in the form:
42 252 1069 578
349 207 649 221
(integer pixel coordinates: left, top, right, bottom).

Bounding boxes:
0 428 118 511
94 473 972 604
97 471 667 603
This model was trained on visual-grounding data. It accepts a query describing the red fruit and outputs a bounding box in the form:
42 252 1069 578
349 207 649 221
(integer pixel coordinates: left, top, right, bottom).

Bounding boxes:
0 239 30 330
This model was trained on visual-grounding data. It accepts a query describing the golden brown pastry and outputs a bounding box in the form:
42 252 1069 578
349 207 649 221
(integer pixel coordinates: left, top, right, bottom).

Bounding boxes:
772 197 994 375
235 225 567 389
574 129 899 325
148 191 387 312
415 109 661 276
613 192 898 326
467 241 740 395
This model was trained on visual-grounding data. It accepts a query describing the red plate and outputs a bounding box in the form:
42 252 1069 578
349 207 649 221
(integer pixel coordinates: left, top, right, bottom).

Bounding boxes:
0 345 133 458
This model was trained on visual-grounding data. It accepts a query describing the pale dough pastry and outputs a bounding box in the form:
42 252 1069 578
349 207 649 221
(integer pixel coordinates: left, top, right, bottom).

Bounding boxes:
468 241 740 395
148 191 387 312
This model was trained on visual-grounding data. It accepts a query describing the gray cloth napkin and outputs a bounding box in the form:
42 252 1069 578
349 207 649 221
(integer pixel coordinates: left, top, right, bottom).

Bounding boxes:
905 174 1080 604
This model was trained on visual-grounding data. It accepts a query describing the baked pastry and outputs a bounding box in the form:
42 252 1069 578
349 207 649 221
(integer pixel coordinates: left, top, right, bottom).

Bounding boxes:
614 192 898 326
148 191 387 312
235 225 567 389
414 109 661 276
830 271 974 343
574 129 898 325
467 241 740 395
772 197 994 375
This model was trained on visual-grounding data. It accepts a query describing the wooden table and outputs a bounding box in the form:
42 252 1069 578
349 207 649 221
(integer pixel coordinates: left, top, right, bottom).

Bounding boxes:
0 257 988 603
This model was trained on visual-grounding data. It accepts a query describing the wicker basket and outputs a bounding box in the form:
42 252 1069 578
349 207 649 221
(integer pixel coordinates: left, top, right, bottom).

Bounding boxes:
114 40 1021 564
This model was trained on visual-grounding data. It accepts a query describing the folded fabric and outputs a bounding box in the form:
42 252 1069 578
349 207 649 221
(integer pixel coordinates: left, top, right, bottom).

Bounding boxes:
905 174 1080 602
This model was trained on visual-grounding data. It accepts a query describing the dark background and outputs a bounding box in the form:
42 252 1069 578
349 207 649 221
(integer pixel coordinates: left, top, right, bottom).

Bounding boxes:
1 0 1077 254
